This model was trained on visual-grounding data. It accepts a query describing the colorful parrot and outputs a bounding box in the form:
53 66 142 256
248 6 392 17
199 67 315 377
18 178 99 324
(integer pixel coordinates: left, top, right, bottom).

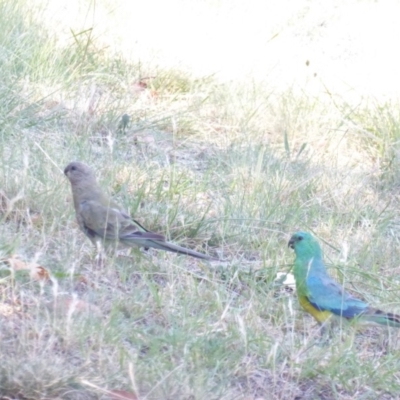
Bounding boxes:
288 231 400 327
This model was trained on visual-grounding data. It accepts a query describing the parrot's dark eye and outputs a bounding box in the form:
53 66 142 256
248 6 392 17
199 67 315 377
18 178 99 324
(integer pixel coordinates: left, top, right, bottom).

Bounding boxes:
70 166 76 171
298 236 303 241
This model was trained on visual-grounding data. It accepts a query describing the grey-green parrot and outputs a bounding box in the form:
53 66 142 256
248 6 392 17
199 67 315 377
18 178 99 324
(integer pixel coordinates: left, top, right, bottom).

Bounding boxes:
64 161 216 260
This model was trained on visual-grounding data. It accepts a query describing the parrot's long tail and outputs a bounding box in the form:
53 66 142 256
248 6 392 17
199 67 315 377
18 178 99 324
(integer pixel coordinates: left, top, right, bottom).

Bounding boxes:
122 235 218 261
148 240 219 261
360 308 400 328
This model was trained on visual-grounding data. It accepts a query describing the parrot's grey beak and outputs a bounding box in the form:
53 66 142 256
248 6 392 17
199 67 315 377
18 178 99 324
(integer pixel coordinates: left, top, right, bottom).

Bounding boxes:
288 237 295 249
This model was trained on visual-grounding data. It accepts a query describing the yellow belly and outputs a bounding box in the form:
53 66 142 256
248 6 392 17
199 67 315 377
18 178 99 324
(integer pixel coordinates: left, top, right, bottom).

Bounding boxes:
298 295 332 323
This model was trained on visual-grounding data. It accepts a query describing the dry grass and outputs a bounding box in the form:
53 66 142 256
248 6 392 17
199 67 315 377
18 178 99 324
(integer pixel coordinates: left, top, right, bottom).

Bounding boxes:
2 1 400 399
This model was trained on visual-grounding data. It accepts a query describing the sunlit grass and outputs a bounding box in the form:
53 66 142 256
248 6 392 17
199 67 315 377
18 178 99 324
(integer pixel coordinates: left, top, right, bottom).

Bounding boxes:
1 0 400 399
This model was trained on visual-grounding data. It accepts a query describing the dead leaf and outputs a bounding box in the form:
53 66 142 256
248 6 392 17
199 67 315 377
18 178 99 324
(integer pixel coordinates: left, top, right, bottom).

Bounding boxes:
4 255 50 282
30 265 50 282
275 272 296 288
149 89 158 98
0 302 15 316
0 300 22 317
131 81 147 94
29 212 44 228
106 390 138 400
82 381 138 400
51 296 102 317
131 77 158 98
5 254 29 270
76 275 89 285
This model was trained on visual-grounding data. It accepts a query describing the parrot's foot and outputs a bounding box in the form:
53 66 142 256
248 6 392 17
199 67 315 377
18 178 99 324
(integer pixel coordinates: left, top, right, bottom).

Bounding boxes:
95 252 107 268
94 241 107 268
313 322 334 346
313 335 331 347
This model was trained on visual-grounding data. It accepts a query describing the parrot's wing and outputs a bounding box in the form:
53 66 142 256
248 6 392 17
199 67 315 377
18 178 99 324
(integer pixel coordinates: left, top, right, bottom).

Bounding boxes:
110 204 159 234
128 215 155 234
79 200 216 260
306 274 368 318
79 200 165 241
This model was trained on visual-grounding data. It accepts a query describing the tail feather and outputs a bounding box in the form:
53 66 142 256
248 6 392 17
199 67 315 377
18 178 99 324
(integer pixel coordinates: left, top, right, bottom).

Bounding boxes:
360 308 400 328
148 240 218 261
120 223 217 260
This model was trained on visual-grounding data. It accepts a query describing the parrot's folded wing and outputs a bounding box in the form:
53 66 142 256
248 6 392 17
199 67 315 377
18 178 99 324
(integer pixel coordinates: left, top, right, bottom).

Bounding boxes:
79 200 217 260
79 200 165 241
307 275 368 318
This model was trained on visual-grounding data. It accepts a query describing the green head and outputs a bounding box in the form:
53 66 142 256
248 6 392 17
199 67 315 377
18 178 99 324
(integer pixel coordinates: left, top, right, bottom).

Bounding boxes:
288 231 323 259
